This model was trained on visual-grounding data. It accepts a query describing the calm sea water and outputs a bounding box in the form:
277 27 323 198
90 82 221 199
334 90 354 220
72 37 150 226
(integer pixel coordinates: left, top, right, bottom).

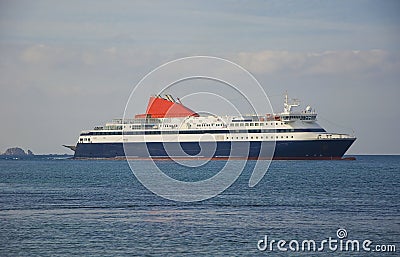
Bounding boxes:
0 156 398 256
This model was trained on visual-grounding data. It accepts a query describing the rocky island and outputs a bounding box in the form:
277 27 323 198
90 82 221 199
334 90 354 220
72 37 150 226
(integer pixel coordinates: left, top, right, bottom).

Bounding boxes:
2 147 34 156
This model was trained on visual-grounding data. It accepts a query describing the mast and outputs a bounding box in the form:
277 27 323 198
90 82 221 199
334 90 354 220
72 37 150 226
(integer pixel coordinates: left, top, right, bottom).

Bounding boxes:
283 91 299 114
284 91 290 113
284 91 288 107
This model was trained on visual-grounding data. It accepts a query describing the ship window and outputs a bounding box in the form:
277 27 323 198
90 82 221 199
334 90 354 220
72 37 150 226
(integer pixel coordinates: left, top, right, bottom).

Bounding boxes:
251 136 253 139
256 136 258 139
291 136 294 138
240 123 244 126
236 137 239 139
286 136 289 138
245 123 249 126
250 123 254 126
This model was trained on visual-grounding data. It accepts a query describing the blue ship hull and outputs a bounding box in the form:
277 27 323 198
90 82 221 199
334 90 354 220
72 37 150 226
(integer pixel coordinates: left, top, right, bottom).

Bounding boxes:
74 139 355 160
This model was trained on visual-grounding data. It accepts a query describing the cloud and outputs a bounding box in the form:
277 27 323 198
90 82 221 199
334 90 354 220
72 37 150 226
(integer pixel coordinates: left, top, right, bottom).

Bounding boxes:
0 43 167 102
234 49 400 75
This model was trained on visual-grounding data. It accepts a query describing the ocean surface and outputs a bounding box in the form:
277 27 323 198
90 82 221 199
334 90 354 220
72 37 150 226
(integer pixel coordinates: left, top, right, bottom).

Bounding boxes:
0 155 398 256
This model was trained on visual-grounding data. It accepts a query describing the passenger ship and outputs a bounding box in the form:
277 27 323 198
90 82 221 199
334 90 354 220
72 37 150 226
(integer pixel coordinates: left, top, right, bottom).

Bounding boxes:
68 94 356 160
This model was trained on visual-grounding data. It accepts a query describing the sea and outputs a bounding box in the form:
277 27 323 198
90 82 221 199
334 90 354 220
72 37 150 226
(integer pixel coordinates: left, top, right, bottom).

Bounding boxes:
0 155 398 256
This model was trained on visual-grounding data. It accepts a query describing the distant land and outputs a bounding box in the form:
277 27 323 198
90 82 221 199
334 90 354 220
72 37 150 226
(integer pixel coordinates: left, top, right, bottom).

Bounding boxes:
1 147 72 157
1 147 34 156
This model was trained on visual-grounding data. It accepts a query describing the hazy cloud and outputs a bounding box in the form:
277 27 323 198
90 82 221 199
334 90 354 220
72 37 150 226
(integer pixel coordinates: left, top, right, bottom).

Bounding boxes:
235 49 399 75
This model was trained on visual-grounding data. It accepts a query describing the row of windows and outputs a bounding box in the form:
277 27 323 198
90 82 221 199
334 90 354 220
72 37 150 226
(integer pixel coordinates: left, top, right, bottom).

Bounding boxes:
230 122 282 127
80 128 325 136
107 117 315 130
131 124 156 129
104 125 123 130
117 121 311 130
231 119 253 122
80 135 296 142
227 135 295 140
130 121 302 130
196 123 224 127
282 115 315 120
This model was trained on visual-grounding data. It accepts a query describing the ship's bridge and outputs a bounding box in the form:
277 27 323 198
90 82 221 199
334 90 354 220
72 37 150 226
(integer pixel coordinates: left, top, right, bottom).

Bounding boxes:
280 94 317 123
280 112 317 122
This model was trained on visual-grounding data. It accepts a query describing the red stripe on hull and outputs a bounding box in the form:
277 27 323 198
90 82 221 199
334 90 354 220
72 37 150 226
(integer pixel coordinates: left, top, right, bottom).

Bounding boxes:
74 156 356 161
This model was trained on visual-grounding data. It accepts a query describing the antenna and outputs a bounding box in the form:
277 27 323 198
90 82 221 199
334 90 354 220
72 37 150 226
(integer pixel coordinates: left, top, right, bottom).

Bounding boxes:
283 91 300 113
284 90 288 106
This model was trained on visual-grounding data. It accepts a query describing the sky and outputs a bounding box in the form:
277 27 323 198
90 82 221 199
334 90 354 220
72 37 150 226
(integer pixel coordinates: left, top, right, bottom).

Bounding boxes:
0 0 399 154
